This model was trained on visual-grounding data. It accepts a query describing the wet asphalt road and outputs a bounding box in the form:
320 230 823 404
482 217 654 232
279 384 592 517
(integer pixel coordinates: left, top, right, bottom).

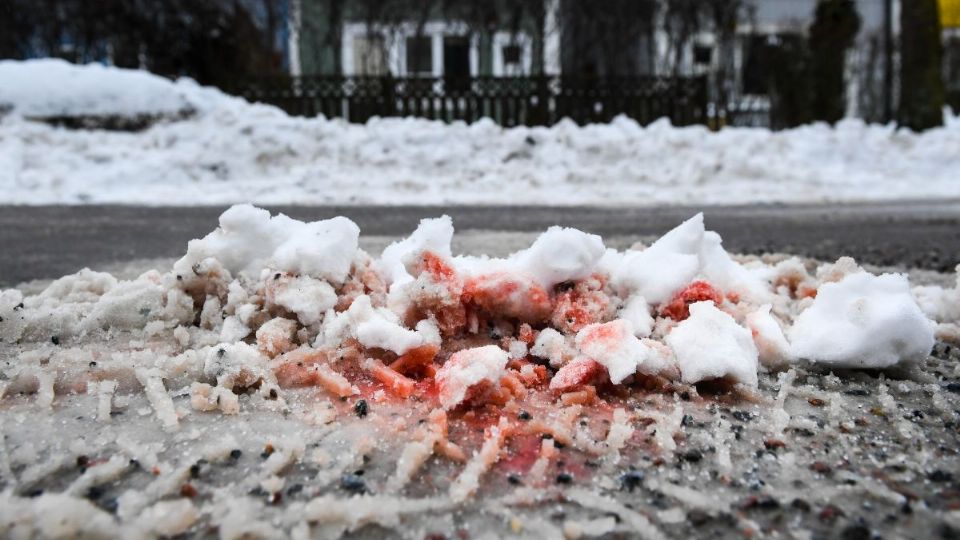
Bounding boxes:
1 200 959 287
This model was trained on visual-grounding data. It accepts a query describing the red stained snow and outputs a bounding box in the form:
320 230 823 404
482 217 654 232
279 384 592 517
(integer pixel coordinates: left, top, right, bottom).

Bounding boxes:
659 280 723 321
550 358 606 391
462 272 552 322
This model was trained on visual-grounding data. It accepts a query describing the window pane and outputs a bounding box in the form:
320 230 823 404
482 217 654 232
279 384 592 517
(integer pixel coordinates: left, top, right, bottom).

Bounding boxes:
354 36 386 75
406 36 432 75
444 36 470 78
502 45 522 65
693 44 712 65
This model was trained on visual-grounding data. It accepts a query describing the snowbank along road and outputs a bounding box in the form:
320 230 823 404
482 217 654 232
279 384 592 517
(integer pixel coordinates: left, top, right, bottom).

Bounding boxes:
2 59 960 207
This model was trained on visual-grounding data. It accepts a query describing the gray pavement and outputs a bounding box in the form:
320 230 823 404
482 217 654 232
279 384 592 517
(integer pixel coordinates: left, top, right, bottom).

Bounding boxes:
2 200 959 287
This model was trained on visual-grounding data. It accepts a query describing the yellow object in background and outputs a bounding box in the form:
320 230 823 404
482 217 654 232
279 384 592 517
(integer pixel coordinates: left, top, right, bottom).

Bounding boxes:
942 0 960 28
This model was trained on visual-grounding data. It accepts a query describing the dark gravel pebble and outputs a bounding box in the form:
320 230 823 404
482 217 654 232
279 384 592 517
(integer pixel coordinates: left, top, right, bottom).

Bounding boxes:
340 473 367 494
619 470 644 492
841 523 872 540
928 470 954 483
354 399 369 418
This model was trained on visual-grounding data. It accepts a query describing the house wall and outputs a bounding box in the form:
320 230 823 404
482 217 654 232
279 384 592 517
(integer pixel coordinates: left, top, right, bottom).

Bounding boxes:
748 0 883 32
296 0 545 76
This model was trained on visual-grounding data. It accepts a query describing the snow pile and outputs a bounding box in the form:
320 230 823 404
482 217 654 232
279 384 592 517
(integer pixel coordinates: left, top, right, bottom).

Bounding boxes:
665 302 759 386
0 59 203 119
174 204 359 283
1 60 959 205
511 226 606 288
1 206 952 418
789 272 936 368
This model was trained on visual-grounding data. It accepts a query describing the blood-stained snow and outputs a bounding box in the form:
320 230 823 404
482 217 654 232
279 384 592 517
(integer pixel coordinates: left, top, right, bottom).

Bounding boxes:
1 60 959 206
0 204 958 538
435 345 509 410
574 320 650 384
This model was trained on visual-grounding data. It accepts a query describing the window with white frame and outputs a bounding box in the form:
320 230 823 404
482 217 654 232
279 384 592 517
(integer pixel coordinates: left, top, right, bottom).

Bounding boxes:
342 22 478 77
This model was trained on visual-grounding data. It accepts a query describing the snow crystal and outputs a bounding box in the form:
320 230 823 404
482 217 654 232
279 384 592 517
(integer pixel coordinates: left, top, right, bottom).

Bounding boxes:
202 342 272 391
789 272 935 368
665 301 759 386
698 231 770 302
79 271 165 334
913 265 960 323
174 205 359 283
619 295 654 338
531 327 577 368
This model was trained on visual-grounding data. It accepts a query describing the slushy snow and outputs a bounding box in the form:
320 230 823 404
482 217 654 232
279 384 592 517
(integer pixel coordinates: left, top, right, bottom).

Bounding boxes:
2 60 959 206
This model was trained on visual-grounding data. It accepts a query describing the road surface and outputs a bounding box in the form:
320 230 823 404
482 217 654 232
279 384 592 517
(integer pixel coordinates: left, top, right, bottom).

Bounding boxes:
2 200 959 286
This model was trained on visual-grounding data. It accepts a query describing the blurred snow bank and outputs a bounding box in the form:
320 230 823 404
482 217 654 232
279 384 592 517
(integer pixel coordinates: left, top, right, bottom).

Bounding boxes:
0 59 958 206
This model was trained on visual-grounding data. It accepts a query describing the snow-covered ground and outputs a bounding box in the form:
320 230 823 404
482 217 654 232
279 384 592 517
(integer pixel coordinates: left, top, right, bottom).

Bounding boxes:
1 204 959 537
1 59 958 206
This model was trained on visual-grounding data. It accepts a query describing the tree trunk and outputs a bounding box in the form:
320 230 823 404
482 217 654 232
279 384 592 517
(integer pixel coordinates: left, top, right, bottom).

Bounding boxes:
808 0 860 124
899 0 944 130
